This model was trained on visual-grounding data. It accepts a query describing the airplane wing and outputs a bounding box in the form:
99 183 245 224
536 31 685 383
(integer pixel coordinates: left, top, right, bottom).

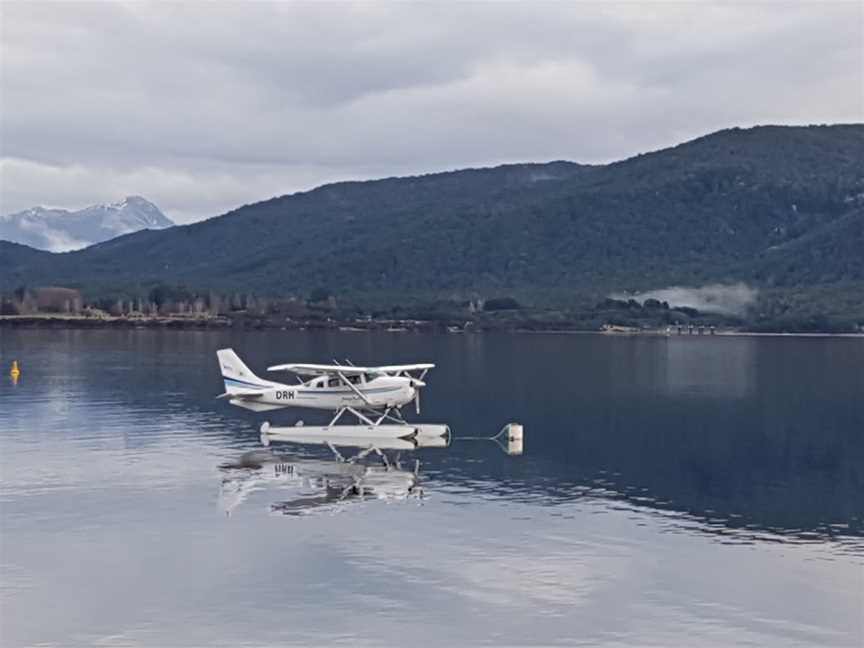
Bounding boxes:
371 363 435 374
267 363 369 375
266 362 434 375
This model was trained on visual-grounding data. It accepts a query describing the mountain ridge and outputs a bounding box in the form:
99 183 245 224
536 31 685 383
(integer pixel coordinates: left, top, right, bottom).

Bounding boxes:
0 196 173 252
2 125 862 322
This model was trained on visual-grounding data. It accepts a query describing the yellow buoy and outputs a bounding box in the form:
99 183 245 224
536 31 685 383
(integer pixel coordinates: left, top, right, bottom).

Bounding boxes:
10 360 20 384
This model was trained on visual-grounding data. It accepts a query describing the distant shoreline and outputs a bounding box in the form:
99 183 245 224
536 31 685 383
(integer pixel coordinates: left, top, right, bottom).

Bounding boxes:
2 314 862 338
0 314 232 329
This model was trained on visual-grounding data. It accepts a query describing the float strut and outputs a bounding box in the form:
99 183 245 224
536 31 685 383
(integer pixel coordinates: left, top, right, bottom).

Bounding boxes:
326 441 345 462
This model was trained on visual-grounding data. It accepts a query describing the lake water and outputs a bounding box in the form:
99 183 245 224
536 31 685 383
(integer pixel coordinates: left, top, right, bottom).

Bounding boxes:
1 329 862 647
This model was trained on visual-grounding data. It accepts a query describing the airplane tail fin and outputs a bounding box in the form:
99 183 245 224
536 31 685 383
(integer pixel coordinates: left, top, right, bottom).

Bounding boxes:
217 348 270 394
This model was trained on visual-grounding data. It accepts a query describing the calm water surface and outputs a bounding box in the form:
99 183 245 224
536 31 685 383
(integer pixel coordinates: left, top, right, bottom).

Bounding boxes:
1 330 862 647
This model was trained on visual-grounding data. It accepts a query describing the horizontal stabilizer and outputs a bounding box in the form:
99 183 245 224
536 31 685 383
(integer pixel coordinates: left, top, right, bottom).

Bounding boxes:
216 390 266 400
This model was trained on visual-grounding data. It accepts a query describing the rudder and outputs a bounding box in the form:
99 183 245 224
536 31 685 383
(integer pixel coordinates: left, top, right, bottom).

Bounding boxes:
216 348 270 393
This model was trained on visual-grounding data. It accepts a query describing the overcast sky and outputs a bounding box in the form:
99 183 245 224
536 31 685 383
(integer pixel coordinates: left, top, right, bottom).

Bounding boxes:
1 1 861 223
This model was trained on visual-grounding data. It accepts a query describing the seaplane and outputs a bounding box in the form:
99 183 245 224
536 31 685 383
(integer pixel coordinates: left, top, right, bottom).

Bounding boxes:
216 349 450 447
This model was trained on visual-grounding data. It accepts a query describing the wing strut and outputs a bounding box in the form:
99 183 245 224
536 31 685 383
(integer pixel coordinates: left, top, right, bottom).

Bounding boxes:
336 371 372 405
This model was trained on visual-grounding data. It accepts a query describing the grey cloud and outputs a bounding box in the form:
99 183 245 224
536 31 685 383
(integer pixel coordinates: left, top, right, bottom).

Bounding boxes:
1 2 861 223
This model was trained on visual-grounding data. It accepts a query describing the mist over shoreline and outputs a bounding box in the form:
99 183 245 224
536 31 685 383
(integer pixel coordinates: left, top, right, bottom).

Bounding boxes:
612 283 759 317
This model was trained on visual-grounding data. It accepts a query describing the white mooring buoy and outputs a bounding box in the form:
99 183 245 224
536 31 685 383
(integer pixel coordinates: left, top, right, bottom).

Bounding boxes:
486 422 524 456
502 423 524 455
504 423 523 442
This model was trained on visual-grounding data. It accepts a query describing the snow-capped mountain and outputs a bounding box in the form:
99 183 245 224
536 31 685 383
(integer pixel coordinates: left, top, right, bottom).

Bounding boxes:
0 196 174 252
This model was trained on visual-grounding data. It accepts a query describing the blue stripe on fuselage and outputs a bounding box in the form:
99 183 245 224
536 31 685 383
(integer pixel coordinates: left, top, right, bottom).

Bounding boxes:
224 377 272 389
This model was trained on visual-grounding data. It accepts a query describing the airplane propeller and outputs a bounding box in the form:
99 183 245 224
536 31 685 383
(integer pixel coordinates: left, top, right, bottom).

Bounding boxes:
410 371 428 415
408 377 425 414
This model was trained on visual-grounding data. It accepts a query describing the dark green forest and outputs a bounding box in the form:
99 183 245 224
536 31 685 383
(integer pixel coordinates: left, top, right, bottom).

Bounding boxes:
2 125 863 330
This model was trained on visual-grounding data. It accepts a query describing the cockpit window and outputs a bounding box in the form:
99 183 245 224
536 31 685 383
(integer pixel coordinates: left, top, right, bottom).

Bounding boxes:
327 378 340 388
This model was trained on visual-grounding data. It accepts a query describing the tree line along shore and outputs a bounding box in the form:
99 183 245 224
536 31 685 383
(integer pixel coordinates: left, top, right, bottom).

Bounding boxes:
2 286 862 334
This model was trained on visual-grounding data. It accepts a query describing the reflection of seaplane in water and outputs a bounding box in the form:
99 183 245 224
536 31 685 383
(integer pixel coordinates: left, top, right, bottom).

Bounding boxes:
218 446 423 516
216 349 450 447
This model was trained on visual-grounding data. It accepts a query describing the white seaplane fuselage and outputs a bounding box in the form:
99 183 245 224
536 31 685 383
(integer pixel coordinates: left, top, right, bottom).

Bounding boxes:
224 372 417 413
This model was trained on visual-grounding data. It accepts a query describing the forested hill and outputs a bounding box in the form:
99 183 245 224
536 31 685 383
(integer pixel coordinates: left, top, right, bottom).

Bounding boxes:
2 125 863 318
